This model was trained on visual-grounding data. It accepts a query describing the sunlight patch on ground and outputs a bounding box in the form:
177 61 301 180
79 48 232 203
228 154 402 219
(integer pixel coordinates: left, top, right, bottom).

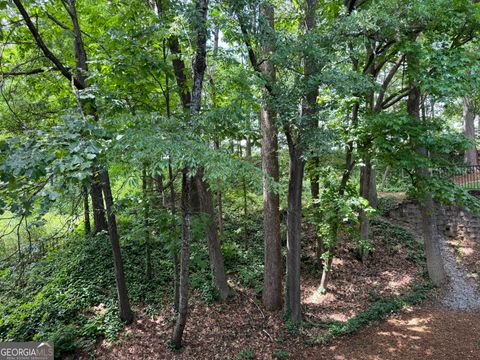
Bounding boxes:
304 288 335 304
379 271 412 294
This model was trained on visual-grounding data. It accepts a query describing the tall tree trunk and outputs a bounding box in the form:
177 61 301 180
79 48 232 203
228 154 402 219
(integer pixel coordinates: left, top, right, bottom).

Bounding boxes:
285 141 304 322
463 97 478 166
170 0 208 349
91 171 108 234
83 185 91 236
171 170 191 348
284 0 319 322
68 0 108 234
13 0 131 321
143 166 153 280
217 190 224 237
407 60 446 286
155 174 166 207
259 3 283 312
321 133 356 292
359 159 372 262
309 158 322 267
99 168 133 323
213 141 224 238
243 176 249 246
196 172 230 300
169 159 180 311
309 159 320 201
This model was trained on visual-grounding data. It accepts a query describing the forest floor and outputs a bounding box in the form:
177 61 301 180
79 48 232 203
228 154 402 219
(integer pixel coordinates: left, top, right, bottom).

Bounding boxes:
91 208 480 360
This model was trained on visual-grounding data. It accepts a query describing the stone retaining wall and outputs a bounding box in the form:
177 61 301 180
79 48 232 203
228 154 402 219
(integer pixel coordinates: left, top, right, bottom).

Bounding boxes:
386 199 480 243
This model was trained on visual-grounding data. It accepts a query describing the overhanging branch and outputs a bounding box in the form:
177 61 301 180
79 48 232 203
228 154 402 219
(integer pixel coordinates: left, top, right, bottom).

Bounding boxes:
12 0 82 89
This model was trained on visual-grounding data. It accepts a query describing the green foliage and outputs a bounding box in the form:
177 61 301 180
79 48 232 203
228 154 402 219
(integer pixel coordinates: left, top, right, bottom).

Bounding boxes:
221 238 264 294
376 196 401 216
273 349 290 359
234 347 255 360
1 0 480 357
371 219 425 265
306 281 433 345
0 229 169 355
283 318 301 336
200 282 221 304
307 165 373 257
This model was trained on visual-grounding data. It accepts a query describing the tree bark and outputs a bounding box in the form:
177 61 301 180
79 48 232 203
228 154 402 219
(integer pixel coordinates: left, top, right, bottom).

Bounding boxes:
195 172 230 300
213 141 225 238
99 168 133 323
168 160 180 311
13 0 131 321
285 141 304 322
91 169 108 234
258 3 283 312
407 60 446 286
83 185 91 236
463 97 478 166
171 170 191 349
284 0 318 322
171 0 209 349
359 159 372 262
143 166 153 280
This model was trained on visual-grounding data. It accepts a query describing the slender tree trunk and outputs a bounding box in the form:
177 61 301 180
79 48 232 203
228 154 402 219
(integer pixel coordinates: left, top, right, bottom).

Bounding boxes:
259 3 283 312
243 176 249 246
359 159 372 262
407 60 446 286
168 160 180 311
155 174 166 207
380 166 390 190
83 185 91 236
213 141 225 238
308 158 322 267
319 255 333 292
310 159 320 201
463 97 478 166
99 168 133 323
171 0 208 349
321 139 356 292
284 0 318 322
13 0 131 321
196 172 230 300
244 138 252 246
171 170 191 349
143 166 153 280
217 190 224 237
91 170 108 234
285 143 304 322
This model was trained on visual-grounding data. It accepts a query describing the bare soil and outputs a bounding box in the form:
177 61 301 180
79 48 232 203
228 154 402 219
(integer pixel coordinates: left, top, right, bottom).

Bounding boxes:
93 220 432 360
320 306 480 360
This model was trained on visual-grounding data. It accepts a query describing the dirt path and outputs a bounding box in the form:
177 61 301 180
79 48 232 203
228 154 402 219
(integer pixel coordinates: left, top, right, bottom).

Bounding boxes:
316 306 480 360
